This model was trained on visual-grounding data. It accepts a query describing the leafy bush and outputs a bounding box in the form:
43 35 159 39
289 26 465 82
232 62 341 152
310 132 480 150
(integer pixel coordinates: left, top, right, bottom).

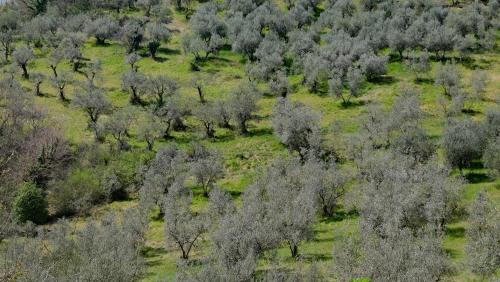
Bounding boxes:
13 182 48 224
49 170 103 216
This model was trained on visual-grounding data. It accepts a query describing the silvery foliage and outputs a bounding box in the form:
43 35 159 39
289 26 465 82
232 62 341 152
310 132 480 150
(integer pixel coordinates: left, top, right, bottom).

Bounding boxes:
140 145 188 212
466 192 500 278
2 210 147 281
272 98 322 159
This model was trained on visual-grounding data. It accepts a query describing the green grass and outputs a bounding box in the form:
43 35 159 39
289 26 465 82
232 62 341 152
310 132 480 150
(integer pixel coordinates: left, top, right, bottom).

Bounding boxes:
2 6 499 282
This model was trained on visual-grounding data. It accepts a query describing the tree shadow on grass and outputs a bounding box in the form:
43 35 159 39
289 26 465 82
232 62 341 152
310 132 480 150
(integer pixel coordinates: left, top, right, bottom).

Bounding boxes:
197 56 233 69
340 100 367 109
312 237 335 243
142 246 167 259
465 172 490 184
158 47 181 56
369 75 396 85
300 253 332 262
153 56 168 63
467 160 485 170
388 53 402 63
415 77 434 85
444 247 461 259
93 41 112 47
246 127 274 138
446 226 465 238
228 190 242 198
320 210 359 224
462 108 481 116
213 131 236 142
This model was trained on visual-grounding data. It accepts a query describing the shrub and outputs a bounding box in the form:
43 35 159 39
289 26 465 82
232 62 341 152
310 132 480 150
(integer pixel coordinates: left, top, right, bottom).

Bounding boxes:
49 170 103 216
13 182 48 224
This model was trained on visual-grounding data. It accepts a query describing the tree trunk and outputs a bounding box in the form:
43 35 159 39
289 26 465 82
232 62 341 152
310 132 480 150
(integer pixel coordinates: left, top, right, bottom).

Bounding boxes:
21 64 29 79
289 243 299 257
50 65 58 78
96 37 105 45
323 205 333 217
130 88 141 105
147 140 154 151
239 120 248 135
163 122 172 139
59 88 66 101
205 124 215 138
35 83 41 96
72 60 80 72
197 86 205 103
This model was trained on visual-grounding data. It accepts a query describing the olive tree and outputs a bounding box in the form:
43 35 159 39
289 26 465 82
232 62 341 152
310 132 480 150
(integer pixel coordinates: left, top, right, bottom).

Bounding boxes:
333 153 461 281
164 187 206 260
303 157 349 217
137 113 162 151
214 100 232 129
137 0 160 16
443 119 486 174
12 45 34 79
484 108 500 139
188 143 224 196
85 16 120 45
73 85 112 137
405 51 431 81
144 75 178 109
191 75 209 104
154 98 186 139
194 103 218 138
105 107 137 150
230 24 262 61
121 70 147 105
303 53 328 93
0 10 19 62
435 62 461 97
121 20 145 53
483 138 500 178
83 59 102 87
272 98 322 158
228 83 261 134
358 53 388 81
49 50 64 78
29 73 45 96
424 21 457 60
470 70 488 102
51 71 73 101
246 157 318 257
186 2 227 60
268 70 290 98
58 33 86 72
466 192 500 279
145 22 171 59
139 145 188 211
4 211 147 281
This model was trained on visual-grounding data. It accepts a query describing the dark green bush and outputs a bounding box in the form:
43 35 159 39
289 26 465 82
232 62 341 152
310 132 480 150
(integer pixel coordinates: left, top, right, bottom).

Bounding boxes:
13 182 48 224
49 169 103 216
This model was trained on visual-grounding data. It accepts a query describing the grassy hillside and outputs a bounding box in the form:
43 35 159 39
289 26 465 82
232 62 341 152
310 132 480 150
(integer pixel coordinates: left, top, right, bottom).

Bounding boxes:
1 2 499 281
